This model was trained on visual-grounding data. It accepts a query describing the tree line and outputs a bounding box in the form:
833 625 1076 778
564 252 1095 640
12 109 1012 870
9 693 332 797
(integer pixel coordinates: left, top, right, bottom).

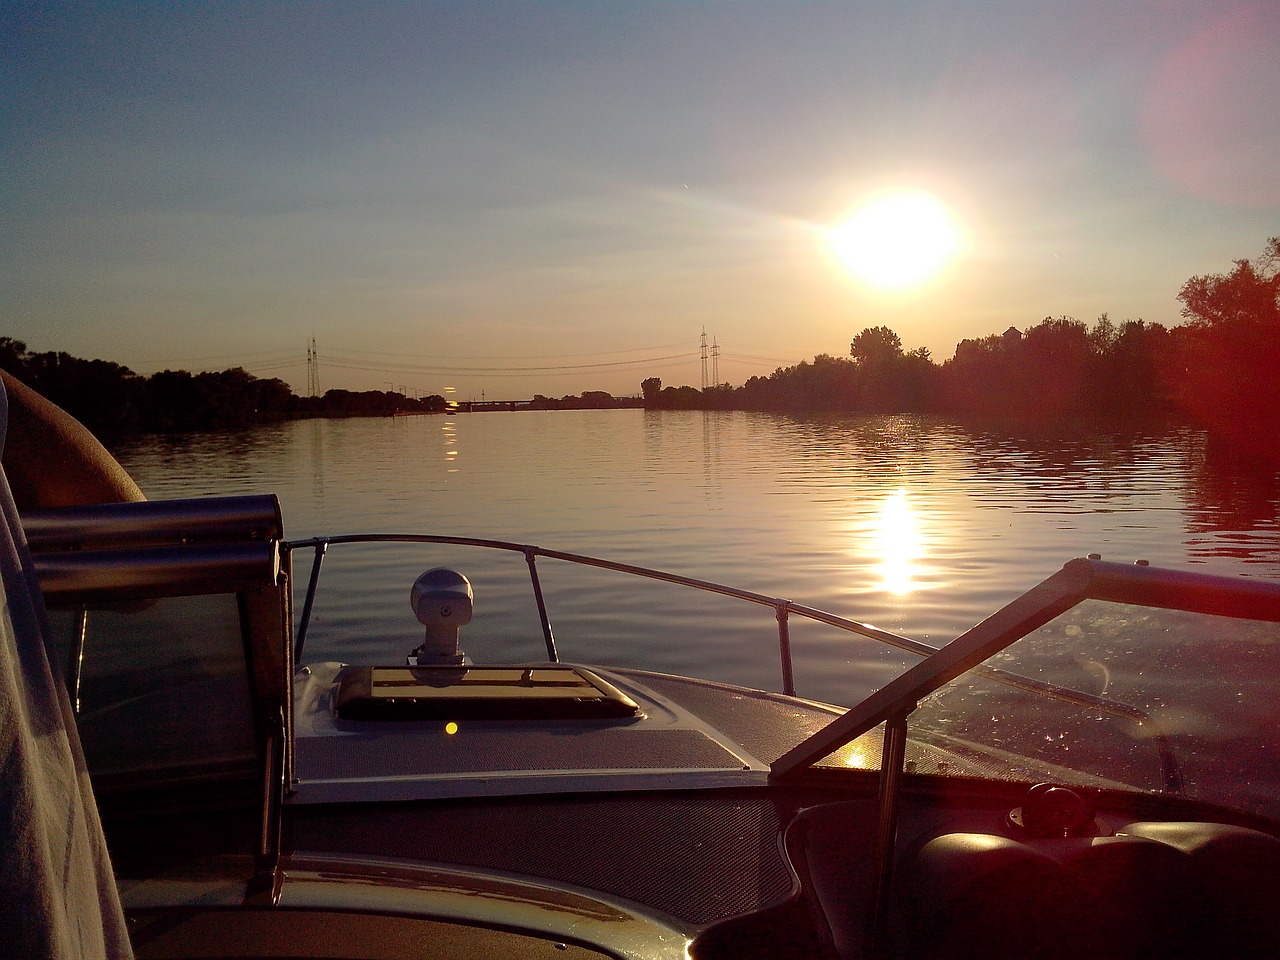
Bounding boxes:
0 339 447 442
643 239 1280 457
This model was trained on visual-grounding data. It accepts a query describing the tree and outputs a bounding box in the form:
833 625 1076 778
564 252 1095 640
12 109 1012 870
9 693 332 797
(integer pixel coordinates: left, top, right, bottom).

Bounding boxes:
850 326 903 366
941 318 1094 420
1086 317 1172 417
0 338 30 372
1178 238 1280 331
942 331 1024 417
1169 238 1280 457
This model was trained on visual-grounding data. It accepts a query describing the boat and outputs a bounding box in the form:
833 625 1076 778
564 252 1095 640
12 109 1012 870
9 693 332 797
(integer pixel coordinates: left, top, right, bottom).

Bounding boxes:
11 488 1280 959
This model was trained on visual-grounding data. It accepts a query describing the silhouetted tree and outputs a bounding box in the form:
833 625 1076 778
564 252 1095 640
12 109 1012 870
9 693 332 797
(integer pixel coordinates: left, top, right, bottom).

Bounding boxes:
1085 317 1172 417
1023 315 1090 415
641 377 662 405
846 329 938 411
0 341 145 438
896 346 937 411
941 328 1024 417
1178 238 1280 329
658 385 703 409
850 326 903 366
942 317 1100 420
1168 238 1280 456
0 338 30 372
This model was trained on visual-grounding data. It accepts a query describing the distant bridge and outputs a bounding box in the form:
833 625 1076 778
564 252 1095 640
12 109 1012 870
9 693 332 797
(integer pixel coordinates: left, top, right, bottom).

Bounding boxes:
450 400 524 412
448 398 645 413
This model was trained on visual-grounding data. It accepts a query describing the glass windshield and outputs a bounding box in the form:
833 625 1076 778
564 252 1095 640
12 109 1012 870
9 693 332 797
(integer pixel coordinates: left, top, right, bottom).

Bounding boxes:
778 558 1280 822
911 600 1279 817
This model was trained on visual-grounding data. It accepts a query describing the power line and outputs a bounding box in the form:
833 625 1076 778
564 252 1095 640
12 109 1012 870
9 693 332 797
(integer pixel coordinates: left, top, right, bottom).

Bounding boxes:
326 340 692 361
318 351 698 375
144 340 800 390
132 347 304 363
129 341 697 376
721 351 799 366
241 360 304 374
137 355 302 374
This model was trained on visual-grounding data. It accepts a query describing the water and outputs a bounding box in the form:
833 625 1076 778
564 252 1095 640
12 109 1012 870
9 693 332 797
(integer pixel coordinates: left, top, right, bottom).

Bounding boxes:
114 410 1280 707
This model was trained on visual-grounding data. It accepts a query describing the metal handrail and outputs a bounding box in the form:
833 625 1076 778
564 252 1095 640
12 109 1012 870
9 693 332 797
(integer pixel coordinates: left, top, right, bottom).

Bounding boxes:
283 534 1183 792
284 533 925 693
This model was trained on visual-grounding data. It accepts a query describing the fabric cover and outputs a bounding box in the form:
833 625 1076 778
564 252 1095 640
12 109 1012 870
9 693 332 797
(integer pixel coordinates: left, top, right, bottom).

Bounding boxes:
0 379 133 958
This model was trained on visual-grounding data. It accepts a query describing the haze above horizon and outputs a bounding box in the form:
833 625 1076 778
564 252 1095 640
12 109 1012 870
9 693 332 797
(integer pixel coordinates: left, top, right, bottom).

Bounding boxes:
3 1 1277 398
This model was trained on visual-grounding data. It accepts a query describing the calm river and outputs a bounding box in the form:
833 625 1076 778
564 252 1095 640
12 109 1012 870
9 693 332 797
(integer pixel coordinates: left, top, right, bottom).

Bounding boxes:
114 410 1280 707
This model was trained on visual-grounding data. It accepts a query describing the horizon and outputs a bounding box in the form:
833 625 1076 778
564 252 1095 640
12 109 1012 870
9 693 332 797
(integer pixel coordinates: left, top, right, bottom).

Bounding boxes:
0 307 1192 405
4 2 1277 398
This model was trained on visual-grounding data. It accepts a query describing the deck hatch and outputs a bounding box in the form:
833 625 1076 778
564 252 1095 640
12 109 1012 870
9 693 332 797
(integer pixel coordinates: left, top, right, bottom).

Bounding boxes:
334 665 640 721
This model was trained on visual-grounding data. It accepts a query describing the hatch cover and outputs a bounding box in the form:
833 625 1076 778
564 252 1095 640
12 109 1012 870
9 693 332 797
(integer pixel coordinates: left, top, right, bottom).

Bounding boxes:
334 665 640 721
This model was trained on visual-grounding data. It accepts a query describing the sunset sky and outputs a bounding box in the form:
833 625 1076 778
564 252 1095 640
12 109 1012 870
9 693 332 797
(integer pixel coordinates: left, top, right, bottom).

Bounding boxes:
4 1 1277 399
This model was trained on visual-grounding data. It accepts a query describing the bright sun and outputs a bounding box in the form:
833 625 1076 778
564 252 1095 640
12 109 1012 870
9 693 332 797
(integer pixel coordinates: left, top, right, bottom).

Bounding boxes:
828 191 960 290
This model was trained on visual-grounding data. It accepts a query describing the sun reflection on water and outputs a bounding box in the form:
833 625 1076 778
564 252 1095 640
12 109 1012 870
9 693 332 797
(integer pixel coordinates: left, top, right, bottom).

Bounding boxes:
876 488 923 595
441 418 459 473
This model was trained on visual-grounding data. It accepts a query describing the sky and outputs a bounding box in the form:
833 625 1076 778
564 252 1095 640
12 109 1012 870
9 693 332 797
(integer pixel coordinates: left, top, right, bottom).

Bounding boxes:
3 1 1278 400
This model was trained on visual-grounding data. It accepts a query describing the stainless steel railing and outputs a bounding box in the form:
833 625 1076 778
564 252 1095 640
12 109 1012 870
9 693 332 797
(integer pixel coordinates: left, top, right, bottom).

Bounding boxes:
284 533 1184 794
284 533 933 697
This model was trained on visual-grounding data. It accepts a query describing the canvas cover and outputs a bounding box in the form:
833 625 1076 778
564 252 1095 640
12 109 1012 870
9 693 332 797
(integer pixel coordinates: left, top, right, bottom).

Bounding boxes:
0 379 133 958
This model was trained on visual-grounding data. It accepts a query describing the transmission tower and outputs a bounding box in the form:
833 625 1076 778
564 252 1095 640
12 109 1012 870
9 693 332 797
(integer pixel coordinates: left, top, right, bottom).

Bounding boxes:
306 336 320 397
700 328 709 391
711 336 719 388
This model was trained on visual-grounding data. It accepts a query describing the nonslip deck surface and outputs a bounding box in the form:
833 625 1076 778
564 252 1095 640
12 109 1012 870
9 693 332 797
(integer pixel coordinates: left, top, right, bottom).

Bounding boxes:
288 791 797 925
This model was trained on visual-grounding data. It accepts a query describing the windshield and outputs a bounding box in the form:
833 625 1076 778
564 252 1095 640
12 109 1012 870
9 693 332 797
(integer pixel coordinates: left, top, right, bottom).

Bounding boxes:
777 558 1280 820
912 600 1278 816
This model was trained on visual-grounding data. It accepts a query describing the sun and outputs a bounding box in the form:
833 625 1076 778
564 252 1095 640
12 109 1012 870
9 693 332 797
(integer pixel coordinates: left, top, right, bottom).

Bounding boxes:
828 191 960 290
